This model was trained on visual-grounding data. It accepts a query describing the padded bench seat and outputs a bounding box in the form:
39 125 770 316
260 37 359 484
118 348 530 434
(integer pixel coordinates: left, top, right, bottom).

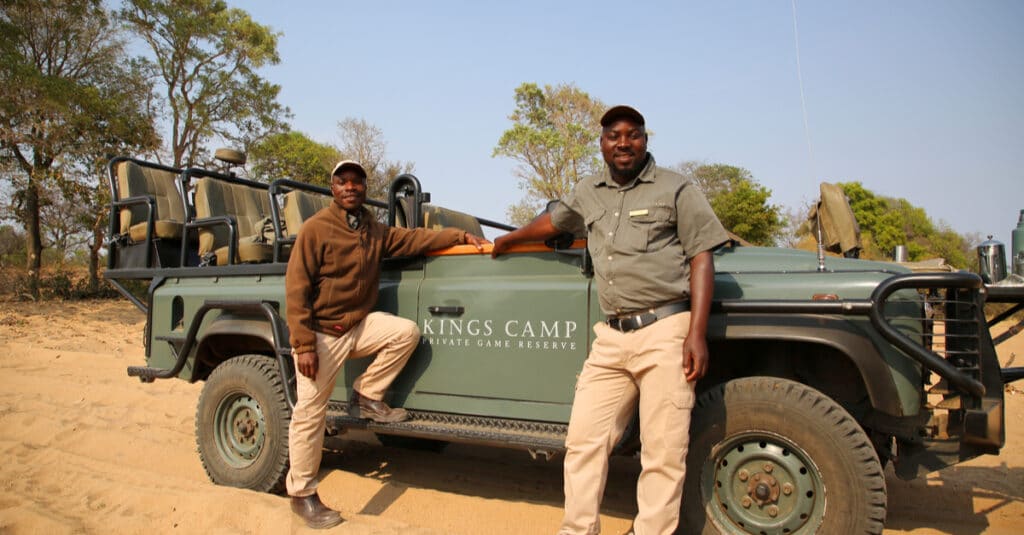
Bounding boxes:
116 161 186 242
193 177 275 265
282 189 332 237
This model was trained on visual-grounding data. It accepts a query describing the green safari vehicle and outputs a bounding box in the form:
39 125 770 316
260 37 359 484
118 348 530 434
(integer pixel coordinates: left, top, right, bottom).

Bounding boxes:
103 153 1024 534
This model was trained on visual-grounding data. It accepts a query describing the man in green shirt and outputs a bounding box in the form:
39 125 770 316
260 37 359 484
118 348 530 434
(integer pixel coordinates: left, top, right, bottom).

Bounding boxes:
492 105 728 534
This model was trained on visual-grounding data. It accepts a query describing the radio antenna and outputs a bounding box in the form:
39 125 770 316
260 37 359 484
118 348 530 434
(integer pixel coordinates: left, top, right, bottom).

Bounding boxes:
791 0 816 182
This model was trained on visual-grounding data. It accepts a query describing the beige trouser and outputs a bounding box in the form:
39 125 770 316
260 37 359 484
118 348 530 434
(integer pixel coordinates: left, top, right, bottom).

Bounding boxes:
286 311 420 497
559 312 696 535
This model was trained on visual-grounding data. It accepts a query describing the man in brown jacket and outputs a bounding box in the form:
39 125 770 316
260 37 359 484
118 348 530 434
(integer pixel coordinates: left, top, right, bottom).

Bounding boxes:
285 160 486 529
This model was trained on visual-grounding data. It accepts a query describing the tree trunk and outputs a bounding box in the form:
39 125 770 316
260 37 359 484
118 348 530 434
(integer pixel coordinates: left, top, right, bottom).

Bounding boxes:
24 173 43 300
88 210 104 294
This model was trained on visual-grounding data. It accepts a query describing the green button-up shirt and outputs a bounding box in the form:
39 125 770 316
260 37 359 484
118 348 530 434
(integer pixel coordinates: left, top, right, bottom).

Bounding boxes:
550 154 728 315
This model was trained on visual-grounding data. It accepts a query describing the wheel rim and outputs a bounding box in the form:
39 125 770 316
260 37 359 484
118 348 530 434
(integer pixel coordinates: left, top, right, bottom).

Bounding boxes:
213 391 266 468
702 431 826 534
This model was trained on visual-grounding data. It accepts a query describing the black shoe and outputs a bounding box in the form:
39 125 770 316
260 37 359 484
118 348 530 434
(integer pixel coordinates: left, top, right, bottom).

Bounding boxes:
290 493 344 529
348 390 410 423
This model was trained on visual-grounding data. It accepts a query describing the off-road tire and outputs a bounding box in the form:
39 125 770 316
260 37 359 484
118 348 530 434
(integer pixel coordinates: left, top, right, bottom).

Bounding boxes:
679 377 887 534
196 355 290 494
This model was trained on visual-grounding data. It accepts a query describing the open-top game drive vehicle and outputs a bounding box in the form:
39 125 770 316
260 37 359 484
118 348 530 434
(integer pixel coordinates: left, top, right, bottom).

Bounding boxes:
104 153 1024 534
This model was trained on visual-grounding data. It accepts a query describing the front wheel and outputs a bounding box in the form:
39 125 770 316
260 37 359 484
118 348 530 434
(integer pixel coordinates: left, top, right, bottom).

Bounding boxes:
196 355 291 493
680 377 887 534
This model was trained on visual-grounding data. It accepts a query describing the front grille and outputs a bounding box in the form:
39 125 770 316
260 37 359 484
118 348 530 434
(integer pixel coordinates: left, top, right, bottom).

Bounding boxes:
924 288 982 383
881 285 983 421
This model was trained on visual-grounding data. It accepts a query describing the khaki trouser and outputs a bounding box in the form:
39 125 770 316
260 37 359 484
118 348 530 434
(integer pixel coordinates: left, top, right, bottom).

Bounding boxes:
286 311 420 497
559 312 696 535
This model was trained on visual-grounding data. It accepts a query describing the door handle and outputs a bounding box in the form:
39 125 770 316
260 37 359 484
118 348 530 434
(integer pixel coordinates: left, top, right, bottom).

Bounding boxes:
428 305 465 315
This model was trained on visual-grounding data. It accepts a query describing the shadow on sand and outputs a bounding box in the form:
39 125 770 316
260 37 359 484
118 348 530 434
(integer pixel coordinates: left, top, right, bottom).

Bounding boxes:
884 462 1024 534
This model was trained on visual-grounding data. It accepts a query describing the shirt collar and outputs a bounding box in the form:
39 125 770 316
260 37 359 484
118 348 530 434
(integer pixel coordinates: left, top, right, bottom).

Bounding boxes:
595 153 657 189
329 202 369 230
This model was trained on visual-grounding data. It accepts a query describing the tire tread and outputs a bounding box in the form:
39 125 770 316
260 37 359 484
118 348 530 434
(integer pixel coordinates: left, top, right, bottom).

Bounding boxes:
685 377 887 534
195 354 290 494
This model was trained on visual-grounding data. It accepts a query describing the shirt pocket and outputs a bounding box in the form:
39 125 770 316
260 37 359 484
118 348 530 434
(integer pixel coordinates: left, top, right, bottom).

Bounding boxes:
622 205 674 253
584 208 606 231
583 209 607 252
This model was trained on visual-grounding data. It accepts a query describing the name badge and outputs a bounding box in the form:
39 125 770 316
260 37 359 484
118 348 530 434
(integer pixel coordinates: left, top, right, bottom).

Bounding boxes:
628 209 649 217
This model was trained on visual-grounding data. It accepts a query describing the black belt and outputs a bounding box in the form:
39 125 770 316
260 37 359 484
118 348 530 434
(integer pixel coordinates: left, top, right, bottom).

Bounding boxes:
606 301 690 333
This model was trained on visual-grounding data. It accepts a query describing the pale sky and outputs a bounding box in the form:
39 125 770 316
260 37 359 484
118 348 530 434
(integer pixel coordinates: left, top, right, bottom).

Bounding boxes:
239 0 1023 251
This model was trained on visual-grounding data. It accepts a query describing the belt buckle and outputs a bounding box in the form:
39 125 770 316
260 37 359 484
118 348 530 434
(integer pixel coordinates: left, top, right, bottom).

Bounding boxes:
609 312 650 333
608 317 628 332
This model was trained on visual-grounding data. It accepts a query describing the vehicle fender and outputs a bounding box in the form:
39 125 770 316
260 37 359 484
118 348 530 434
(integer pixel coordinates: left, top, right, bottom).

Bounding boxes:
707 313 908 417
192 313 283 381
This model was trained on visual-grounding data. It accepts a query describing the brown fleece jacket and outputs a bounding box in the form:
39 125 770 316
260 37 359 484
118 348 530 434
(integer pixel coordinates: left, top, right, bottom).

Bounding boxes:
285 202 465 353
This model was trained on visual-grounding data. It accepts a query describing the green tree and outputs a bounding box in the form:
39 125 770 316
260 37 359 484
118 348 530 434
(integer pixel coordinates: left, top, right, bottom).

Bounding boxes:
709 179 784 246
928 224 972 269
840 181 905 259
120 0 290 168
685 162 754 200
0 0 158 298
494 82 605 225
248 131 340 185
674 162 784 246
837 181 973 267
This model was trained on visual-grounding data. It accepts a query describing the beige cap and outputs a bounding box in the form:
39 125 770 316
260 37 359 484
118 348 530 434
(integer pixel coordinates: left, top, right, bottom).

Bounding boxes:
600 105 645 127
331 160 367 178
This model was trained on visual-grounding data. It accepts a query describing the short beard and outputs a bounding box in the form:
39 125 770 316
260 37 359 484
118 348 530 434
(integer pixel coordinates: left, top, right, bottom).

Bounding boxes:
609 153 648 182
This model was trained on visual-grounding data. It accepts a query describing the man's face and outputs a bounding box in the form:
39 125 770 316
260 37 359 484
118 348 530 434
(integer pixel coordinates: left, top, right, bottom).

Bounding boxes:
331 169 367 211
600 119 648 179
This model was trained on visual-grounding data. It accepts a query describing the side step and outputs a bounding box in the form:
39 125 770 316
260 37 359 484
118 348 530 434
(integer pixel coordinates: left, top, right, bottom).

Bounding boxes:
326 402 567 453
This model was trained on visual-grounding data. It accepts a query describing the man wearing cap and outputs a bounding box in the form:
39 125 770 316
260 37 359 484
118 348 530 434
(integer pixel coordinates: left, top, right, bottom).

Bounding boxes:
492 106 728 534
285 160 487 528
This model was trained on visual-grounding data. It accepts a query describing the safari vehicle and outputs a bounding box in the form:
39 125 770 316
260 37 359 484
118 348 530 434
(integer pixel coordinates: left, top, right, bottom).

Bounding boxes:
104 152 1024 534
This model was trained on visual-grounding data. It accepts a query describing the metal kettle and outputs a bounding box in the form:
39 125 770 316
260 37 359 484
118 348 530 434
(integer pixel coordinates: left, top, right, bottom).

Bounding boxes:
977 235 1007 283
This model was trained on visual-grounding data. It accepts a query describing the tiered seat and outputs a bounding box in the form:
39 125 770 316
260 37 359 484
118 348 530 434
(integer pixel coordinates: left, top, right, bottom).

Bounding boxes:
192 176 275 265
393 198 483 237
282 189 333 237
421 203 484 236
115 160 186 242
264 179 334 262
107 159 187 268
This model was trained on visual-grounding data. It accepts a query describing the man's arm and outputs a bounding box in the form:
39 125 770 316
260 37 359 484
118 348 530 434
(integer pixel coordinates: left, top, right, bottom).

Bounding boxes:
385 226 488 257
491 212 563 257
285 229 321 379
682 250 715 382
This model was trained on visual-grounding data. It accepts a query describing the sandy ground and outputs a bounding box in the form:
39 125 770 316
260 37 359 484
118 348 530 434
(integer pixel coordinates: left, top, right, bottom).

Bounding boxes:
0 299 1021 535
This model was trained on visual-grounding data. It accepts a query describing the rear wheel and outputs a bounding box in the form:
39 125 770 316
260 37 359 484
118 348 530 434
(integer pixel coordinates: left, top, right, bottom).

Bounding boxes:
196 355 290 493
680 377 887 534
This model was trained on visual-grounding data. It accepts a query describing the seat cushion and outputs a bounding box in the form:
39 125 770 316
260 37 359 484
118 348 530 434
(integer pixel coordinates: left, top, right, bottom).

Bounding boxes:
213 236 274 266
117 161 185 237
128 220 183 242
194 177 272 256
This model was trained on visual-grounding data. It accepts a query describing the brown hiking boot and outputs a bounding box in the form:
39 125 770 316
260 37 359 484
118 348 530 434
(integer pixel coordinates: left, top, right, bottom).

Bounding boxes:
348 390 410 423
290 493 344 529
